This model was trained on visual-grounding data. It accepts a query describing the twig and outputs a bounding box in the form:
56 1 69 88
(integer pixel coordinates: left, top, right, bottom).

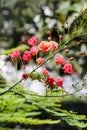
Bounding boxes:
0 79 23 96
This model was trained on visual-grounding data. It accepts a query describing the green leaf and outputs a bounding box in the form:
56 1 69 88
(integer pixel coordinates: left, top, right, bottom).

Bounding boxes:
64 118 87 128
0 45 29 55
0 117 61 125
70 9 87 33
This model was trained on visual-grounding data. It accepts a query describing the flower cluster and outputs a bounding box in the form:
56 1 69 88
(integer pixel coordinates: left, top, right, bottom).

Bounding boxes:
54 54 73 74
45 76 64 88
10 34 74 91
10 36 58 62
41 67 64 89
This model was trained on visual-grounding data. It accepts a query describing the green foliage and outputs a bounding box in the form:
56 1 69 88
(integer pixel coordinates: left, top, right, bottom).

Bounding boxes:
70 9 87 34
0 45 29 55
64 118 87 129
29 72 43 82
0 0 87 48
0 92 61 126
0 82 87 129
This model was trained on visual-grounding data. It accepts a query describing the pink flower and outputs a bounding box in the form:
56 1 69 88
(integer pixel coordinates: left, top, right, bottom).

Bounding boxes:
55 77 64 88
55 55 65 65
45 76 54 87
11 50 21 59
50 41 58 51
22 73 28 80
22 51 31 61
63 63 73 74
27 36 37 46
38 41 51 52
42 68 48 75
30 46 39 56
36 57 45 65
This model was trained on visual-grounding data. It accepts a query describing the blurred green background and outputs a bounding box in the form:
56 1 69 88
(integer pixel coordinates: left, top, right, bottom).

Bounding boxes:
0 0 87 48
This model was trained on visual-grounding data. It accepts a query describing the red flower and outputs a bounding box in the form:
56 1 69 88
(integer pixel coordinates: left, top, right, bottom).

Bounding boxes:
30 46 39 56
27 36 37 46
55 77 64 88
38 41 51 52
42 68 48 75
22 73 28 80
45 76 54 87
22 51 31 61
11 50 21 59
63 63 73 74
55 55 65 65
36 57 45 65
50 41 58 51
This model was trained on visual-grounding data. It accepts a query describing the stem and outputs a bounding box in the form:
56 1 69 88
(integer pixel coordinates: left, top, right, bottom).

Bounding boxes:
46 86 47 97
0 79 23 96
7 80 87 98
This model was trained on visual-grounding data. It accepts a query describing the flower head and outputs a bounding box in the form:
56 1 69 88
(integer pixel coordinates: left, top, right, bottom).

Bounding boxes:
38 41 51 52
50 41 58 51
22 51 31 61
30 46 39 56
36 57 45 65
42 68 48 75
45 76 54 87
55 77 64 88
55 55 65 65
27 36 37 46
22 73 28 80
63 63 73 74
11 50 21 59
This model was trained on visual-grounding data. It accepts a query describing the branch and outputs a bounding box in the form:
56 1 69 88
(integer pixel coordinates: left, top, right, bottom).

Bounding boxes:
0 79 23 96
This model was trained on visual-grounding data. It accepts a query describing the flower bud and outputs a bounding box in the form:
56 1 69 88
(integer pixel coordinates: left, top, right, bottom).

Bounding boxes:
47 31 51 36
77 40 84 45
69 57 74 61
79 52 84 55
54 26 58 30
48 36 52 41
59 34 63 39
64 45 67 49
64 49 69 54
